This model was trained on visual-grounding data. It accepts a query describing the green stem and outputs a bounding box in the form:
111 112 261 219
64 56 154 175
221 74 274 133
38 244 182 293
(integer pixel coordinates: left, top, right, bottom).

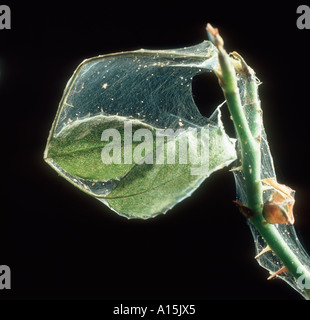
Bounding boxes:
217 46 263 215
207 24 310 299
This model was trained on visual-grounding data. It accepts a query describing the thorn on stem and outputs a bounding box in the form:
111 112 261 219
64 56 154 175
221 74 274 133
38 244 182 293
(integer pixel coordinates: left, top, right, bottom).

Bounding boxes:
255 245 271 259
233 200 254 219
267 266 288 280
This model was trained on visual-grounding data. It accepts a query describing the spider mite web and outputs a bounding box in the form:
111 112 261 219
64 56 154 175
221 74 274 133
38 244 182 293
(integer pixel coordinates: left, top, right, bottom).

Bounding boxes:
45 41 237 218
231 73 310 298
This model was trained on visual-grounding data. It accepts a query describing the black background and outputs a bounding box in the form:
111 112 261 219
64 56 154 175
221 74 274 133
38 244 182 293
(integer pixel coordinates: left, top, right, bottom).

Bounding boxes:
1 1 310 301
